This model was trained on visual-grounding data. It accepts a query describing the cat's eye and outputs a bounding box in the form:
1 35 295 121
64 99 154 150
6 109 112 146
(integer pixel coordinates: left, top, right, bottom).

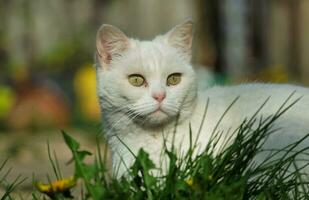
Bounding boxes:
128 74 145 87
167 73 182 86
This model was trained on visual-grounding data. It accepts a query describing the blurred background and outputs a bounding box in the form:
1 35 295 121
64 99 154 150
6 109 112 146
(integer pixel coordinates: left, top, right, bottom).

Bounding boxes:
1 0 309 132
1 0 309 195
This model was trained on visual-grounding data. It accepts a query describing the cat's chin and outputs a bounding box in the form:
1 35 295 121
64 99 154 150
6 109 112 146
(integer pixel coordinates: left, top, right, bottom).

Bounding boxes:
135 110 175 129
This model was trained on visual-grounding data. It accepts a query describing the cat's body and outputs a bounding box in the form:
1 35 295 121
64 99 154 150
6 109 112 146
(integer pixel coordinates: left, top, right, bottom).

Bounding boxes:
95 21 309 177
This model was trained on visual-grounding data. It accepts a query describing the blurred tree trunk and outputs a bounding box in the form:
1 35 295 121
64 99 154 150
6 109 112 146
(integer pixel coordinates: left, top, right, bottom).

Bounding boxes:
299 0 309 85
195 0 221 71
220 0 249 80
92 0 106 27
249 0 270 71
287 0 301 79
0 0 10 79
197 0 250 80
22 0 36 66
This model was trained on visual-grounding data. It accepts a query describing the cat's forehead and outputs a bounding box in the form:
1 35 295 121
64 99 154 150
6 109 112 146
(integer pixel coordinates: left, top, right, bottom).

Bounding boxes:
124 40 185 73
137 40 169 59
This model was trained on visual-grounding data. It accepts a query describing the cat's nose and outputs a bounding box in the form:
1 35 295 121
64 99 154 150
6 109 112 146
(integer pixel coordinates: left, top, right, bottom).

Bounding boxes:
152 92 166 103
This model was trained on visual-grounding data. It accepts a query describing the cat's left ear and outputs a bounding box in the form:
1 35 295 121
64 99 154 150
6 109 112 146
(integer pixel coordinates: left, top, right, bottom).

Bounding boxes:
165 20 194 60
96 24 130 68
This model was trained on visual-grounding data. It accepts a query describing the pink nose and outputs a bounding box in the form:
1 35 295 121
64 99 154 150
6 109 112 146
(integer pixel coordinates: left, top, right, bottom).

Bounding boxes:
152 92 166 103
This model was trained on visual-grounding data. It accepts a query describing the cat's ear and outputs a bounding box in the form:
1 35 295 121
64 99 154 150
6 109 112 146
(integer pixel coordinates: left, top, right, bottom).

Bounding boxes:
96 24 129 67
165 20 194 60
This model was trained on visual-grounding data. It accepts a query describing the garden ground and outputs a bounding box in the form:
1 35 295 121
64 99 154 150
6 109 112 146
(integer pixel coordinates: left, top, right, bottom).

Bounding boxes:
0 129 107 198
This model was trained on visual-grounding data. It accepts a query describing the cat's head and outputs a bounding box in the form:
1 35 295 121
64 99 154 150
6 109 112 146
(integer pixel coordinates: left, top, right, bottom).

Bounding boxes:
95 20 197 129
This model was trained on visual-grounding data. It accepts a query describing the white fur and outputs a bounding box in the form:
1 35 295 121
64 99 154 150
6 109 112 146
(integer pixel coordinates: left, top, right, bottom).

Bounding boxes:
96 21 309 177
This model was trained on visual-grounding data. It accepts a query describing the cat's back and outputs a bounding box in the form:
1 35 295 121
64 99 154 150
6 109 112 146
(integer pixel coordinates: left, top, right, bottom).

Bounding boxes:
190 83 309 142
199 83 309 101
196 83 309 115
189 83 309 176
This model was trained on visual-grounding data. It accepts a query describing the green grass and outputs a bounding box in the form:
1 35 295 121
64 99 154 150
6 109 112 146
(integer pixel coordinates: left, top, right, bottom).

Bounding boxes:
0 159 27 200
2 94 309 199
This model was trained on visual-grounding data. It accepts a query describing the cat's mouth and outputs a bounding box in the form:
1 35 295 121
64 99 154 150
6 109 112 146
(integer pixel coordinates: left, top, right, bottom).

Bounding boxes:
137 107 172 128
131 104 178 129
149 105 169 116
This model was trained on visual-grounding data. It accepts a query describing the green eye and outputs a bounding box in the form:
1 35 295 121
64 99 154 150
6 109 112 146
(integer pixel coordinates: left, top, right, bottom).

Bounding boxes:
128 74 145 87
167 73 182 86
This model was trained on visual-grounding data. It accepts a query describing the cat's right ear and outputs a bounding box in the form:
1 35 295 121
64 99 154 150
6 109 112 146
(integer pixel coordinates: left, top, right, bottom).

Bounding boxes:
165 20 194 61
96 24 129 68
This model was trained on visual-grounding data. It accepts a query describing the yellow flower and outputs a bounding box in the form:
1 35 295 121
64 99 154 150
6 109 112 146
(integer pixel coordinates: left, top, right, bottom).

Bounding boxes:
186 177 194 186
73 64 100 121
186 176 212 189
36 176 76 198
0 85 16 119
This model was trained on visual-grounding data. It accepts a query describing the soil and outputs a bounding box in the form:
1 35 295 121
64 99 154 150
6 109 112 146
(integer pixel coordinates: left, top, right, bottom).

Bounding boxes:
0 129 110 199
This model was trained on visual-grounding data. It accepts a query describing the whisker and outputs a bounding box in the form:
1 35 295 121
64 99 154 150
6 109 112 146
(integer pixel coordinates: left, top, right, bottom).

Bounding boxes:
107 102 155 133
106 105 130 116
106 110 137 131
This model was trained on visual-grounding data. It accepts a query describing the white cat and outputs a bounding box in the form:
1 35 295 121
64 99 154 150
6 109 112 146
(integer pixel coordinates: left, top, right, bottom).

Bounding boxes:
95 20 309 177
